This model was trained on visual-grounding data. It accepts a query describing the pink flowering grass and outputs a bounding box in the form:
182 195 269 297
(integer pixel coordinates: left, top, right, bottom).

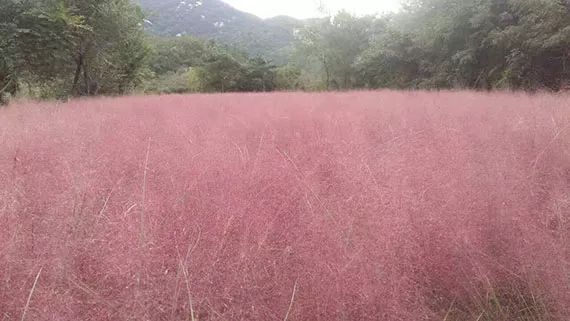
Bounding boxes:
0 91 569 321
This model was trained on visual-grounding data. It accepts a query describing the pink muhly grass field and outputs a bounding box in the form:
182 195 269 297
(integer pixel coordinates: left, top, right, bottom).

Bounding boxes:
0 91 569 321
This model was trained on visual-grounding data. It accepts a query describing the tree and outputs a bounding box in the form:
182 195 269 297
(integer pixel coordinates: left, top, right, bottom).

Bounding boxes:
489 0 570 90
358 0 570 91
296 12 373 90
274 65 302 91
0 0 149 102
146 35 206 75
239 57 275 92
356 23 424 89
0 0 85 102
66 0 149 95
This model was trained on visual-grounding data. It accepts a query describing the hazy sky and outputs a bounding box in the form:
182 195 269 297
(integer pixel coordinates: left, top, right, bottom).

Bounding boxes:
223 0 401 19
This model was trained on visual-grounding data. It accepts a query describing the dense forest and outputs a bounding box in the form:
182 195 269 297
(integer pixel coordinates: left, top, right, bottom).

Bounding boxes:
1 0 569 103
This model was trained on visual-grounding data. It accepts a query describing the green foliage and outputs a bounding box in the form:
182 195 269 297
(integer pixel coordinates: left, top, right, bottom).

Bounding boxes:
144 36 277 93
0 0 83 102
274 66 303 91
142 69 194 94
187 67 203 92
198 52 244 92
3 0 569 102
239 57 276 92
0 0 149 103
295 12 373 90
66 0 150 95
293 0 569 91
147 35 207 75
356 0 570 90
190 52 275 93
356 27 423 89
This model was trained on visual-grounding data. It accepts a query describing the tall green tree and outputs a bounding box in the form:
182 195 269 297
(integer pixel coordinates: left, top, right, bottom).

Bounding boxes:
0 0 85 102
296 12 372 89
146 35 206 75
66 0 149 95
357 0 570 91
0 0 148 102
489 0 570 90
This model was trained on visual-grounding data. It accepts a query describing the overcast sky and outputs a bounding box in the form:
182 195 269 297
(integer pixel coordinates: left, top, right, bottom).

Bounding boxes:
223 0 401 19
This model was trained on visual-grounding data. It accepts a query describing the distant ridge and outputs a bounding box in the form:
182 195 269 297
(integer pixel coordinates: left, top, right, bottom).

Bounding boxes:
136 0 305 63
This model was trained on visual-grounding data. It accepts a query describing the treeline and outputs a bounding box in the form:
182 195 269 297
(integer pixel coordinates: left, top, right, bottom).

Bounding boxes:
142 35 312 93
143 36 279 93
294 0 570 91
148 0 570 93
2 0 570 104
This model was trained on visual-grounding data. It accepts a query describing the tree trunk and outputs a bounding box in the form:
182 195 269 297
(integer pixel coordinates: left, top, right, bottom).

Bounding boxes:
344 72 351 89
322 55 331 90
83 63 90 96
562 49 569 90
72 54 84 96
0 78 13 95
0 78 13 105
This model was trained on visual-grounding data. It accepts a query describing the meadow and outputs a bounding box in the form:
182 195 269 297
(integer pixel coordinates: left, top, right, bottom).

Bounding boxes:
0 91 569 321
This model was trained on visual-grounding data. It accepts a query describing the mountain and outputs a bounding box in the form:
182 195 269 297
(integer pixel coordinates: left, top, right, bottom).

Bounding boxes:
136 0 304 63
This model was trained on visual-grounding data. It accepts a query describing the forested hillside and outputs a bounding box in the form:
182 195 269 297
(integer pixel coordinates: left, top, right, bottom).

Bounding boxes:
136 0 301 63
1 0 569 104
